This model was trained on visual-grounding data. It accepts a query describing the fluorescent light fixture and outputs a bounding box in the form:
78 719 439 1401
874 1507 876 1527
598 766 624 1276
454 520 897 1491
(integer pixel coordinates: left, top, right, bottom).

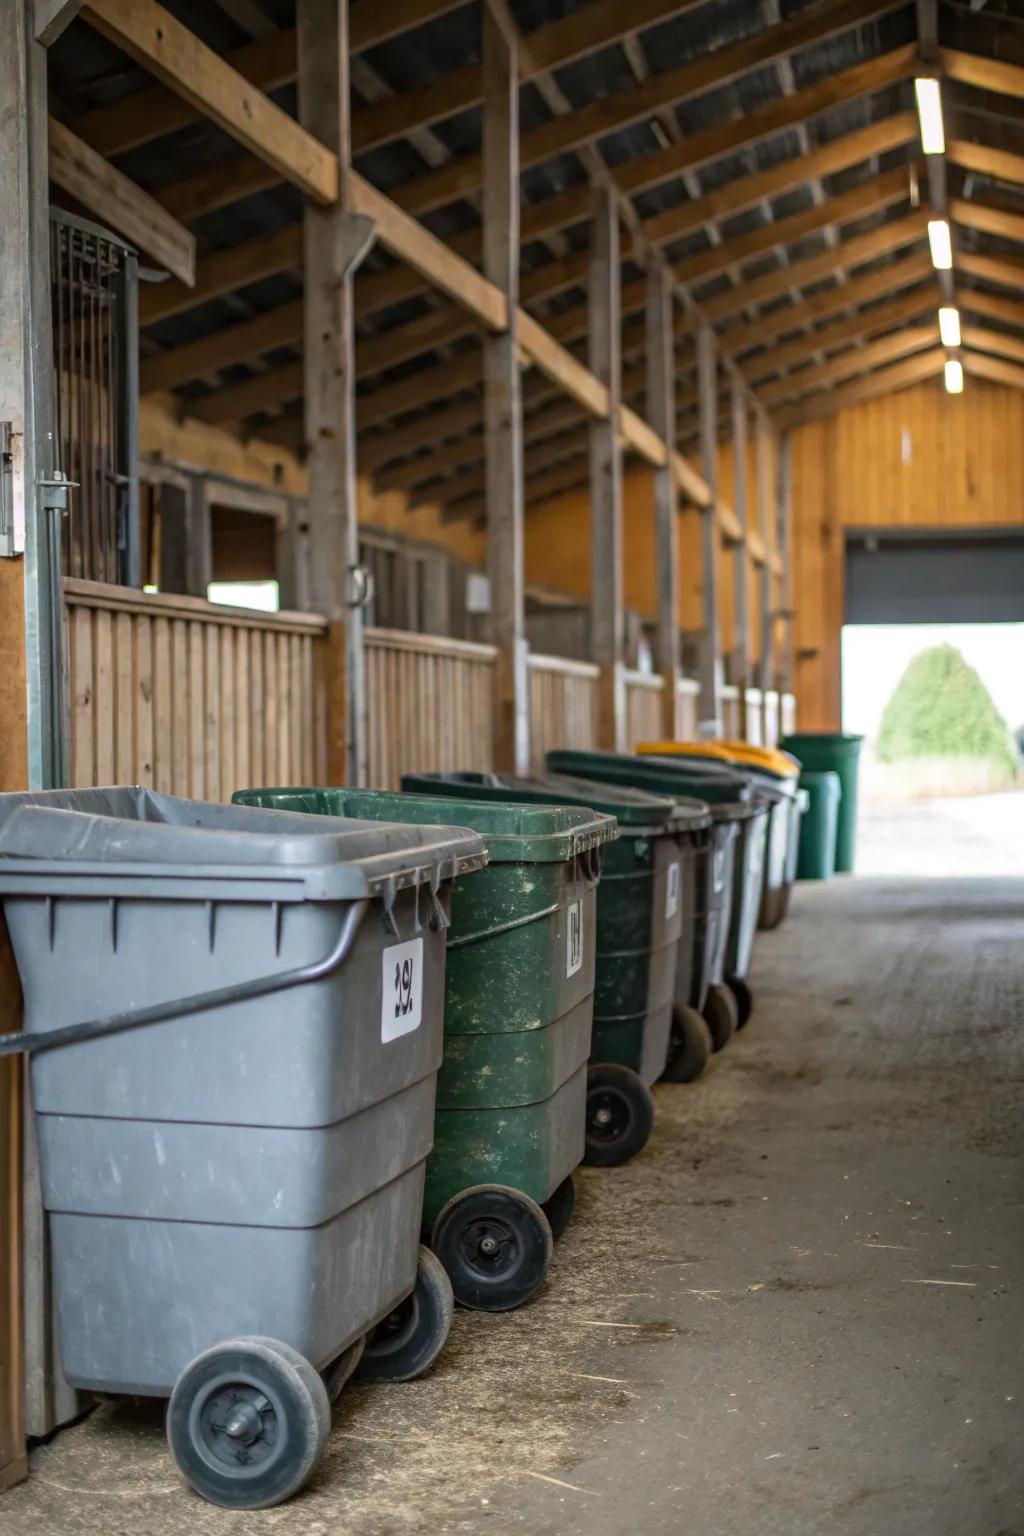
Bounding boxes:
915 77 946 154
928 218 953 270
938 306 961 347
945 358 964 395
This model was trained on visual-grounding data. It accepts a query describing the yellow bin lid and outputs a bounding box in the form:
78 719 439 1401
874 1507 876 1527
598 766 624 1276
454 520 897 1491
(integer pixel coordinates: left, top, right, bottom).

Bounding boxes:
636 740 732 762
638 739 800 778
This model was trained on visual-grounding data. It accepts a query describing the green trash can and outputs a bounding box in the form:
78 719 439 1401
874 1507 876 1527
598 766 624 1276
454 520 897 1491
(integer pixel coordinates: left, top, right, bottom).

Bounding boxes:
796 771 841 880
234 785 615 1311
546 748 738 1071
402 770 688 1169
781 732 863 873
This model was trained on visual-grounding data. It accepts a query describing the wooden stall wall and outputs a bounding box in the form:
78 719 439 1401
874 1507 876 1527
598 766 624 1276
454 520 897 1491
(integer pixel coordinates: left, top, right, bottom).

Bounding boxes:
364 630 496 789
790 376 1024 729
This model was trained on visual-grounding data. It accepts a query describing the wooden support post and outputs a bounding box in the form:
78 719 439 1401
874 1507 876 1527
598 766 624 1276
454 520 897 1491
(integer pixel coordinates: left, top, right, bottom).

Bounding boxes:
482 0 529 774
588 186 625 752
730 382 750 704
756 411 774 738
646 260 681 739
776 431 794 702
298 0 369 784
696 325 721 733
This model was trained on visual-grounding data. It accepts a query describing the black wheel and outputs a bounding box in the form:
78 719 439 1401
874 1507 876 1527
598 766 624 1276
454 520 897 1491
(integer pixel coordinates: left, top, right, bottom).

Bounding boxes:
357 1246 453 1382
661 1004 713 1083
431 1185 553 1312
727 975 753 1028
541 1174 576 1241
582 1062 655 1168
167 1336 330 1510
703 982 738 1052
321 1336 365 1404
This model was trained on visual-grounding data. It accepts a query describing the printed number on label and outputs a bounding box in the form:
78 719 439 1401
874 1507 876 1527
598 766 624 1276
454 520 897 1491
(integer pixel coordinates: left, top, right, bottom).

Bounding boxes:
665 860 681 920
381 937 424 1044
566 899 583 979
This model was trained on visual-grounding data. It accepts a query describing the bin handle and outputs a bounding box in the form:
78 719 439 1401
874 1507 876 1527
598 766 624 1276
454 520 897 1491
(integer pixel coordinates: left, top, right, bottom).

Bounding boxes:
0 900 368 1060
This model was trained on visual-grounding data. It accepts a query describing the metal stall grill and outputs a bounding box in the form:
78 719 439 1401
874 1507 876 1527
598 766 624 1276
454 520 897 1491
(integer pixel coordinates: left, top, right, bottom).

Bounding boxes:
49 208 139 586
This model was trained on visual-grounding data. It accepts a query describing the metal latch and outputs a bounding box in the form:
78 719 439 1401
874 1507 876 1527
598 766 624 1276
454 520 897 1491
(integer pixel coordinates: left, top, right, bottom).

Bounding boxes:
0 423 16 557
38 468 76 512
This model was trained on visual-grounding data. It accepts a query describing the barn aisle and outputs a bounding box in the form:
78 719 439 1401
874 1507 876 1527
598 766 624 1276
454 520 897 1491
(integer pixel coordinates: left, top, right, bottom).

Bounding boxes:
4 865 1021 1536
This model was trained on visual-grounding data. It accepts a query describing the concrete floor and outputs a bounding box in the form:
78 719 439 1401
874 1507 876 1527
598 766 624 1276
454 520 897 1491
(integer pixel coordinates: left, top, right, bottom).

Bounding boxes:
2 844 1022 1534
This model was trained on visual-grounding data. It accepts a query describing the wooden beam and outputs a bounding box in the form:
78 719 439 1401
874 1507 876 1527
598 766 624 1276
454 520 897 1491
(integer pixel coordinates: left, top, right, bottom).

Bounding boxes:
675 164 913 290
647 261 681 736
960 285 1024 329
697 325 721 727
962 323 1024 366
948 137 1024 190
47 116 195 284
756 414 774 701
139 223 302 328
34 0 84 44
139 300 304 394
482 0 528 775
517 311 609 420
958 247 1024 292
646 114 917 254
775 431 793 696
589 187 625 752
350 0 704 156
394 0 905 218
298 0 365 780
777 347 947 427
962 348 1024 389
702 210 931 323
951 194 1024 247
760 323 937 406
80 0 339 203
742 283 938 384
730 383 750 689
941 47 1024 102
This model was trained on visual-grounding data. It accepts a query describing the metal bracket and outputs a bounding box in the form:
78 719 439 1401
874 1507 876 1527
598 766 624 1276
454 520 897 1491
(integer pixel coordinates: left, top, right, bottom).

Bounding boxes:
336 213 376 280
38 468 76 512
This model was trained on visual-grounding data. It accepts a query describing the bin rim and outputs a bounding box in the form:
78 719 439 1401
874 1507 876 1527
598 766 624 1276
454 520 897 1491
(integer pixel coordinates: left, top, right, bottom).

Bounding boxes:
400 769 684 836
0 786 488 903
232 785 618 864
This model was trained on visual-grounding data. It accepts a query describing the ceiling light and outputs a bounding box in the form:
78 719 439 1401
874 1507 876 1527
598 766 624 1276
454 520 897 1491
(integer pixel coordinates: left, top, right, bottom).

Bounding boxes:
928 219 953 271
938 306 961 347
915 77 946 155
945 358 964 395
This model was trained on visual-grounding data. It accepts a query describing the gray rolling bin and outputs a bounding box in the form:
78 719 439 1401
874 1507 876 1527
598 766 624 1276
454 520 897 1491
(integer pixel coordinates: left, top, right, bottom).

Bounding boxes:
0 788 486 1510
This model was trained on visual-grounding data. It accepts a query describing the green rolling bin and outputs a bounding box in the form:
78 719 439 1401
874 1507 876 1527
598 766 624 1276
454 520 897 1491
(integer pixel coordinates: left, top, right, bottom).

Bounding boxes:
234 786 615 1312
796 771 841 880
402 771 688 1169
781 732 863 873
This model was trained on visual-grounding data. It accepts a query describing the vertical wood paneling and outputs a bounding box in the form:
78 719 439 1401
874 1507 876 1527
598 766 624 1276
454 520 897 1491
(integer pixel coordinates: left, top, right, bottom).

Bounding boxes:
363 629 497 790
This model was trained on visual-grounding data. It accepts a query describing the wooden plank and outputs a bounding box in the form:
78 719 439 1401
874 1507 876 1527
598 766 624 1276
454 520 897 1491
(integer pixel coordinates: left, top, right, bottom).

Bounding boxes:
741 283 938 384
759 324 938 406
697 325 721 728
134 613 154 785
670 159 913 287
93 607 114 784
300 0 366 783
958 247 1024 292
140 223 302 329
517 311 609 419
47 117 195 285
942 46 1024 101
963 323 1024 367
960 286 1024 329
948 137 1024 190
647 114 915 254
483 0 528 775
140 300 303 395
777 347 947 427
152 615 171 791
394 0 904 218
81 0 339 204
170 616 189 795
702 210 931 323
731 383 750 689
952 195 1024 248
962 347 1024 390
589 187 625 752
647 261 681 737
35 0 85 44
63 577 327 633
114 610 134 779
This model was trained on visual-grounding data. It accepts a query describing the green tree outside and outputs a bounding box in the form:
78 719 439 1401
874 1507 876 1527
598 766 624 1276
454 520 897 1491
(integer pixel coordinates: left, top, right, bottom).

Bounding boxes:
876 643 1018 773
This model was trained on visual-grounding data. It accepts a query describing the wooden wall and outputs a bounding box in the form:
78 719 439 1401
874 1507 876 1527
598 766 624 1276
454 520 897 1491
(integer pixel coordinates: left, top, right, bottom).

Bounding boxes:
791 375 1024 729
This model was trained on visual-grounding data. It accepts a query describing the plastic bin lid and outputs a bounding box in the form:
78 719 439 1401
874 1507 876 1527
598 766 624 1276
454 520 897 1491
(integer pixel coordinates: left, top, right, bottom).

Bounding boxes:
400 769 683 833
232 785 617 864
0 786 487 902
546 748 757 822
713 741 801 779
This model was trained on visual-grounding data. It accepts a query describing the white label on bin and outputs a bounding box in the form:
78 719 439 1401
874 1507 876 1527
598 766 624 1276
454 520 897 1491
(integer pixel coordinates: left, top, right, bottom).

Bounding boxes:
382 937 424 1043
566 899 583 978
665 860 681 920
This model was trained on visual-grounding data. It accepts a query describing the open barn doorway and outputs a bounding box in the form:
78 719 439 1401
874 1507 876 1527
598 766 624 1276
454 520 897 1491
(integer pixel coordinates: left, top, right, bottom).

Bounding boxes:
841 529 1024 875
